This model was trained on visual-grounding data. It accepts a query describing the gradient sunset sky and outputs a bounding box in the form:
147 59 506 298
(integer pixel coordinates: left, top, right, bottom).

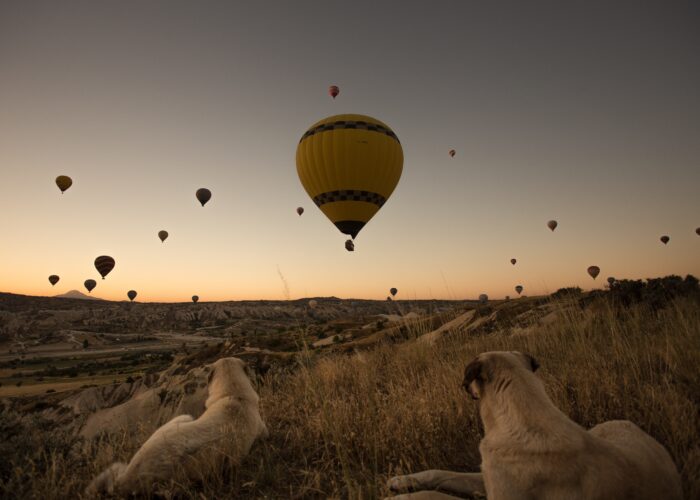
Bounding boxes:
1 1 698 302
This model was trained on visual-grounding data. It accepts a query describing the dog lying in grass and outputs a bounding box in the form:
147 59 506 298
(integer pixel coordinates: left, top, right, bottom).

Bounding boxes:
386 351 682 500
87 357 268 496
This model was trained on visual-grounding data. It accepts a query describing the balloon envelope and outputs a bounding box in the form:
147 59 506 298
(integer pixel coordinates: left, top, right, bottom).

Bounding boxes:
478 293 488 304
696 227 700 236
296 207 304 216
55 175 72 193
587 266 600 279
196 188 211 206
158 230 169 242
510 258 517 266
296 114 403 240
192 295 199 303
607 277 615 285
547 220 558 231
84 279 97 292
660 235 670 245
127 290 137 301
515 285 523 295
48 275 60 286
94 256 115 279
329 85 339 99
449 149 456 157
390 287 397 297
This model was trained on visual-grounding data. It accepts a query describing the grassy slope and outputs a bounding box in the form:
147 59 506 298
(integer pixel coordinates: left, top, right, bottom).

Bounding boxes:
1 296 698 499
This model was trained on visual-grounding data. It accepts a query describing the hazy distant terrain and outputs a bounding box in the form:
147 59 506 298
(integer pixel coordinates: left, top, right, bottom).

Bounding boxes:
0 278 698 498
0 292 455 396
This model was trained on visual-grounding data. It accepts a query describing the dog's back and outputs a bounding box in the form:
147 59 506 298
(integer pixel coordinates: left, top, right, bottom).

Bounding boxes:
588 420 682 500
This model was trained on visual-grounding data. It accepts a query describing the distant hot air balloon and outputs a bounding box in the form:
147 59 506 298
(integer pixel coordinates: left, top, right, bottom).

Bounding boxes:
196 188 211 207
192 295 199 304
84 279 97 293
478 294 488 304
345 239 355 252
296 114 403 241
94 256 115 279
449 149 456 158
587 266 600 280
158 230 169 243
510 258 517 266
390 287 398 297
505 295 511 301
386 296 392 301
308 299 318 309
296 207 304 216
127 290 137 302
55 175 72 193
660 235 670 245
329 85 339 99
696 227 700 236
547 220 558 232
607 277 615 285
515 285 523 295
48 275 60 286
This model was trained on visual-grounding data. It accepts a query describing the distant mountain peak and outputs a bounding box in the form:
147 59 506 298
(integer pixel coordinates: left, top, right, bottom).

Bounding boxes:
54 290 102 300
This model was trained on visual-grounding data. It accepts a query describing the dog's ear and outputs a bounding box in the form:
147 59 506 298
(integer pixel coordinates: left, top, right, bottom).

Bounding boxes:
462 358 484 400
524 353 539 372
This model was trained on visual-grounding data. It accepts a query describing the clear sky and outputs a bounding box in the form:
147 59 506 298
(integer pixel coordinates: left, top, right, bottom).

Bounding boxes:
1 0 698 302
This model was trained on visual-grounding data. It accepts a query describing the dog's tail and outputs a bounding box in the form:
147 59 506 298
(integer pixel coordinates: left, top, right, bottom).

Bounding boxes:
86 462 128 495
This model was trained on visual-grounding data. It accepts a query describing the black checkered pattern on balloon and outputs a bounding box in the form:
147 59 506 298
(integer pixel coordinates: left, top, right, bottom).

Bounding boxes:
313 190 386 207
300 121 400 143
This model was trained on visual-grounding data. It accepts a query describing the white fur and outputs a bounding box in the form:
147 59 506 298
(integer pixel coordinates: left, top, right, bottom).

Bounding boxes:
87 357 268 495
386 351 682 500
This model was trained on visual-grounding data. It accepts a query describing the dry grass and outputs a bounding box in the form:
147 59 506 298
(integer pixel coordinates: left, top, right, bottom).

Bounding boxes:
1 296 698 499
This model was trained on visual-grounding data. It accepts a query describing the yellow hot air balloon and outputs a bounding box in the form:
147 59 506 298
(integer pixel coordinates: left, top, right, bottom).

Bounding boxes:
296 114 403 240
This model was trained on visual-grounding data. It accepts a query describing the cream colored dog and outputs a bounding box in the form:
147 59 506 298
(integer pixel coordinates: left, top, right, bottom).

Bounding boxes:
87 357 268 496
386 351 682 500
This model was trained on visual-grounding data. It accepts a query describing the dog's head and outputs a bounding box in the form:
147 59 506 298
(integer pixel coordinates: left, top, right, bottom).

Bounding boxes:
461 351 539 400
205 357 257 406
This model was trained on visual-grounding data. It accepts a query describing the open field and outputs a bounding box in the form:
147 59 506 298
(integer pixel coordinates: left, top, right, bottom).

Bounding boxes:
0 281 698 498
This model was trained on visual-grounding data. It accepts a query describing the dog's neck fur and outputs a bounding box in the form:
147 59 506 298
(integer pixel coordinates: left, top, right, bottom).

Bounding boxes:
479 369 580 443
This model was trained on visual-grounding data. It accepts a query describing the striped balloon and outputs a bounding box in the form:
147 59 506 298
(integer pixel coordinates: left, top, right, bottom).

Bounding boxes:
296 114 403 240
329 85 339 99
94 255 115 279
84 279 97 293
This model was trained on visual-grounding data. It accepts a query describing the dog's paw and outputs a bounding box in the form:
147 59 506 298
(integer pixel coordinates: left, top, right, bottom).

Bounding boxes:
387 475 421 492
